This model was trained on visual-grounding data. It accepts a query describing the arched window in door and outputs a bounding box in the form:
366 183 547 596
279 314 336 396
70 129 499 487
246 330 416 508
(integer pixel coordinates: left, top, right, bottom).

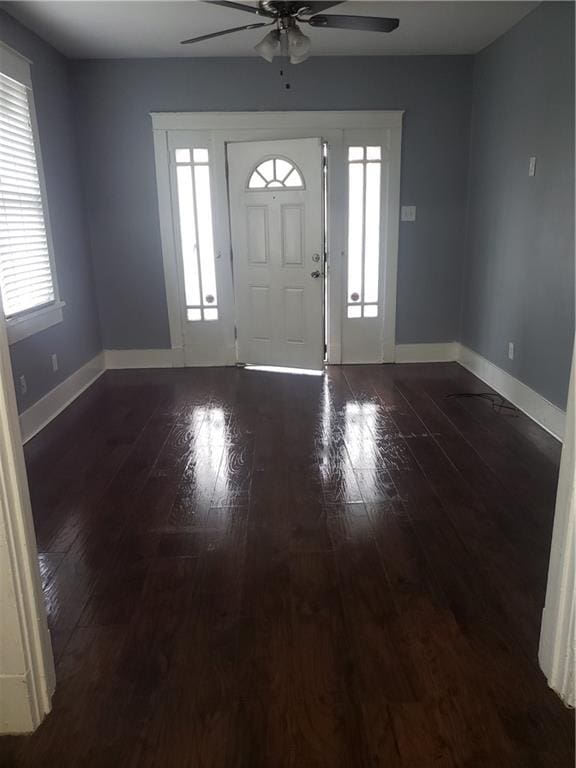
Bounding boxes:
248 157 305 190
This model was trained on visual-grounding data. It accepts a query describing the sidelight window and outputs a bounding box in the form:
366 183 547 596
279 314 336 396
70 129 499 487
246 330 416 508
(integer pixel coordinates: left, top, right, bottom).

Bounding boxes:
346 146 382 319
174 147 218 321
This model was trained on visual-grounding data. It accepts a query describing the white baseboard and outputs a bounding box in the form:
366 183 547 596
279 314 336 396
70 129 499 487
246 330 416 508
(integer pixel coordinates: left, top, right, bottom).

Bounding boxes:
395 342 459 363
18 344 566 445
458 345 565 441
394 342 565 441
19 352 105 444
18 348 180 444
0 672 36 734
104 348 179 369
105 347 235 369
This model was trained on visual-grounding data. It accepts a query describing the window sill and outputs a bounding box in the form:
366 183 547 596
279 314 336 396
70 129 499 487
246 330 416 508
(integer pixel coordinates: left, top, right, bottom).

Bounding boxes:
6 301 65 345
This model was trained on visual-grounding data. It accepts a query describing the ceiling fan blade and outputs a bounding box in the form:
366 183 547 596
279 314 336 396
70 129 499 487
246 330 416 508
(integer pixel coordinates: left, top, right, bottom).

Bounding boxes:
307 14 399 32
203 1 276 17
181 21 272 44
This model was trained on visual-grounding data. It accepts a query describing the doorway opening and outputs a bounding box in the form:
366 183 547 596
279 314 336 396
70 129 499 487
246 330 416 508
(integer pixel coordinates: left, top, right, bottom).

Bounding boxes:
152 110 403 367
227 137 326 372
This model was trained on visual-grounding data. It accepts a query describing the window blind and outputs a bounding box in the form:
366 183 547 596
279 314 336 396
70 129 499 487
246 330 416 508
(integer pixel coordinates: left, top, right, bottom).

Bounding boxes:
0 71 55 317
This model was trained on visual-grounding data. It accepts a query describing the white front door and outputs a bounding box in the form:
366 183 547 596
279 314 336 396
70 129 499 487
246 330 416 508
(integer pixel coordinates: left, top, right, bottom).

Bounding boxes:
227 138 324 370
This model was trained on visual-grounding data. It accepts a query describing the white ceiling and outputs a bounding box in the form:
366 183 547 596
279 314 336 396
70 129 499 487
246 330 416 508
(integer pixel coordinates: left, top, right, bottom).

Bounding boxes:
4 1 537 59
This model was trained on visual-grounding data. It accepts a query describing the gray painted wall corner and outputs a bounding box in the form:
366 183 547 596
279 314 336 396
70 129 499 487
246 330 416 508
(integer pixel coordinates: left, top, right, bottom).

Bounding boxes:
462 1 575 409
0 8 102 413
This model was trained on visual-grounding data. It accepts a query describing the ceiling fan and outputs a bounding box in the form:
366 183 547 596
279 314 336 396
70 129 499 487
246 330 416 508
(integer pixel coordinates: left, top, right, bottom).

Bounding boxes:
181 1 400 64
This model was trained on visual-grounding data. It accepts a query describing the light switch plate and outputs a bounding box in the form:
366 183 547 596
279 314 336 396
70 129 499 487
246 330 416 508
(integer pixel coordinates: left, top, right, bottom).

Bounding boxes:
401 205 416 222
529 156 536 177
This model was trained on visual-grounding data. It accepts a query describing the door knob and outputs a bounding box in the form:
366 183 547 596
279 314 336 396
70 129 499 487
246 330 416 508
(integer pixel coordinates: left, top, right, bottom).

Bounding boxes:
310 270 322 278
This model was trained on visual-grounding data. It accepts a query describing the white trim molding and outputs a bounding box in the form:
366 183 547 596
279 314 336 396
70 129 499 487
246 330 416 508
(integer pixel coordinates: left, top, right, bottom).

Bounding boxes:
394 342 565 441
150 110 403 368
0 40 32 88
152 130 183 357
0 305 54 734
395 342 459 363
18 347 220 446
0 672 39 733
17 343 567 448
104 348 181 370
0 42 64 344
19 352 105 444
459 345 566 441
539 347 575 706
7 302 65 346
151 110 404 132
105 347 229 370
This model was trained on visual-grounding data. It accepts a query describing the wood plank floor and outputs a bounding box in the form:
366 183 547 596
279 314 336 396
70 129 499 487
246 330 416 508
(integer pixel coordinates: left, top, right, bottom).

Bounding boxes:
0 363 573 767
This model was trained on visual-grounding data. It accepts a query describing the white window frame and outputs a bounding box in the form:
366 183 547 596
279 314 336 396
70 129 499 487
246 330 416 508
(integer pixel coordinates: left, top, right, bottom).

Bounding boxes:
0 41 64 345
172 145 220 324
151 111 403 366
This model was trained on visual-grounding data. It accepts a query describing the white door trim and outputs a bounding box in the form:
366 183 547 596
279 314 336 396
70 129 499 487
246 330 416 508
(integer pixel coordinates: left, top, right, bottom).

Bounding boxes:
151 111 403 132
539 346 575 706
0 315 54 733
151 111 403 365
152 130 185 365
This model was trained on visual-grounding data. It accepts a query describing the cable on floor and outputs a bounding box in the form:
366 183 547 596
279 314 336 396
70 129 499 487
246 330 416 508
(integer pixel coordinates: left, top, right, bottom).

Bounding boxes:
446 392 519 415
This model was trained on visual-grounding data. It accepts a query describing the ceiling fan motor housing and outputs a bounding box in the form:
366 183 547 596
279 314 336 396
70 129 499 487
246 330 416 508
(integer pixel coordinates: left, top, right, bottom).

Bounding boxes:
259 2 321 18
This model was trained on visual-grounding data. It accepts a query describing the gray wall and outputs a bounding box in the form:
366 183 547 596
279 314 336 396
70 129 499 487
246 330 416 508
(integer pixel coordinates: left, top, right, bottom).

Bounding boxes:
4 3 573 413
0 9 101 411
462 1 575 409
71 55 473 349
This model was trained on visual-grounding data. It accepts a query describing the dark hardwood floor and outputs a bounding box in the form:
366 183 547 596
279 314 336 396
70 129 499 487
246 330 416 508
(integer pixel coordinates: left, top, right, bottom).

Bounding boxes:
0 363 573 767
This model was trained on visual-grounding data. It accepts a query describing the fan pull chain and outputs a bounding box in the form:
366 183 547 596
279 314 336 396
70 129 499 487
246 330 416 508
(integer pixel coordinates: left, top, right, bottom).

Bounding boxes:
279 65 291 90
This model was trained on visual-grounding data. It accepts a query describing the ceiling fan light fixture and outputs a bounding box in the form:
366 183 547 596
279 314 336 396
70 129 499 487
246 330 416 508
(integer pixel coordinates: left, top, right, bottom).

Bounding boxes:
254 28 281 62
287 24 311 64
289 48 311 64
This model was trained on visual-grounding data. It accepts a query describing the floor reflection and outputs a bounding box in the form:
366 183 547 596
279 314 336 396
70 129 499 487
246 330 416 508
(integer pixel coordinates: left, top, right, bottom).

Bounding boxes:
13 364 569 767
176 405 229 522
344 401 380 468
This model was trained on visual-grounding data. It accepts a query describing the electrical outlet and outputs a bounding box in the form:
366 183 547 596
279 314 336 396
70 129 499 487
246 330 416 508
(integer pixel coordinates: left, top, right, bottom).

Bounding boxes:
508 342 514 360
401 205 417 222
19 375 27 396
528 156 536 177
51 353 58 372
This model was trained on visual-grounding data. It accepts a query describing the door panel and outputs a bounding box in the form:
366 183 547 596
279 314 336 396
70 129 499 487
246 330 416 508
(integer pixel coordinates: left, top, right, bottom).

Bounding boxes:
246 207 269 264
281 205 305 266
284 287 305 343
249 286 271 341
227 138 324 370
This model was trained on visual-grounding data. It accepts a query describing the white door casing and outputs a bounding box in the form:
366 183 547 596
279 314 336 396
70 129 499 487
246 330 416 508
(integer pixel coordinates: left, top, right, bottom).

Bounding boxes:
151 112 403 366
539 344 575 706
166 130 236 367
0 309 54 733
227 138 324 370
